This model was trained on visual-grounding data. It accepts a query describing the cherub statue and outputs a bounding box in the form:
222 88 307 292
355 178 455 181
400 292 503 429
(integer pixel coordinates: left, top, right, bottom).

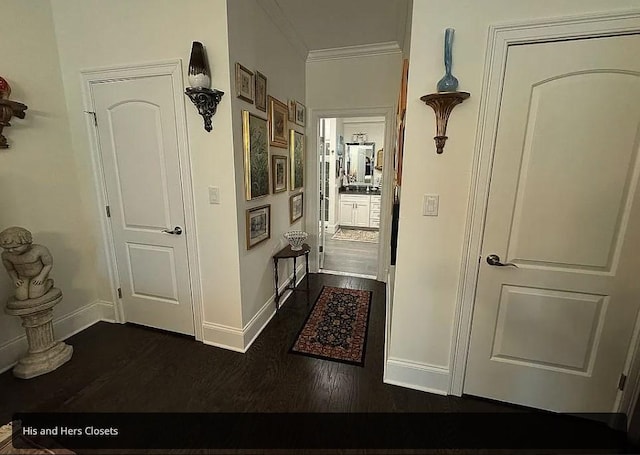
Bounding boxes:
0 227 54 301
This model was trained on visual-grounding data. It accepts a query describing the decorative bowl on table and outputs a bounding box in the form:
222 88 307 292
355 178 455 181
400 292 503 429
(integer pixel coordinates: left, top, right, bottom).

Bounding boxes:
283 231 308 251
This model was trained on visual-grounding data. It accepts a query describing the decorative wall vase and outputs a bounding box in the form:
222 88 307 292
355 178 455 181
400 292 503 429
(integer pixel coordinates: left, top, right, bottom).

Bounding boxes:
437 28 459 92
188 41 211 89
0 77 11 100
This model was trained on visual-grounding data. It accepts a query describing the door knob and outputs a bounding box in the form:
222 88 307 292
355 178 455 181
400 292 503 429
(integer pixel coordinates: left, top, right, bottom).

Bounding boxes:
486 254 518 268
162 226 183 235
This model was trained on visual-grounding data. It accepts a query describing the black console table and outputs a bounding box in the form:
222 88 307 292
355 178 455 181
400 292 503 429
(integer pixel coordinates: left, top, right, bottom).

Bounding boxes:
273 243 310 310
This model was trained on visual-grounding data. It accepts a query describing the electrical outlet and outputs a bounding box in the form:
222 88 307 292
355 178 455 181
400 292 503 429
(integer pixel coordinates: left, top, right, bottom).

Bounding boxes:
208 186 220 204
423 194 439 216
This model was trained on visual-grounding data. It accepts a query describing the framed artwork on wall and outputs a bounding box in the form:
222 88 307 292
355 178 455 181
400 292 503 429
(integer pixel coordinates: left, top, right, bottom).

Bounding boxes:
295 101 306 126
290 129 305 190
255 71 267 112
242 111 270 200
235 63 254 103
268 96 288 148
288 99 296 122
290 192 304 224
271 155 288 193
246 204 271 249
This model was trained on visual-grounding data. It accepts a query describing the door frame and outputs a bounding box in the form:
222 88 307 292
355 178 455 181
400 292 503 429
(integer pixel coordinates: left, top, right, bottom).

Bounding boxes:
80 60 204 341
450 10 640 417
307 106 396 282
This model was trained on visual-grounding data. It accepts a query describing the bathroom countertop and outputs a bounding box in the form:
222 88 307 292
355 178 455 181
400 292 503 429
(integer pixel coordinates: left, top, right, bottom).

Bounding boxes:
338 187 381 195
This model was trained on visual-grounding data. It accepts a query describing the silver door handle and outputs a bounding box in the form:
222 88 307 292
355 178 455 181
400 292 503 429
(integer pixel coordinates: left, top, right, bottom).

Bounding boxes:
486 254 518 268
162 226 183 235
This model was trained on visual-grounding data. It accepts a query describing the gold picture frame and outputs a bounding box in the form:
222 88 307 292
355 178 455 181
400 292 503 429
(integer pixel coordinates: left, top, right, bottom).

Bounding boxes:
290 192 304 224
272 155 288 193
255 71 267 112
242 111 270 200
246 204 271 249
268 96 288 148
290 129 305 190
235 63 254 104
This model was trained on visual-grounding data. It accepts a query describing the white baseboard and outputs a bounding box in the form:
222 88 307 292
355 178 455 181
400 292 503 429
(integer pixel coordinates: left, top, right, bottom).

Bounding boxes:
201 264 307 353
0 299 116 374
384 357 450 396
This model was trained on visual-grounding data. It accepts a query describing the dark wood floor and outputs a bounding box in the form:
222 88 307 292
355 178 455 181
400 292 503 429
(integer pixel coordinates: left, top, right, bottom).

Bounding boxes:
0 273 632 453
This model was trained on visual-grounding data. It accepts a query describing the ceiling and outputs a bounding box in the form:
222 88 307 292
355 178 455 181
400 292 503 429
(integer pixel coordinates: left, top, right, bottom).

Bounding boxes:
257 0 411 58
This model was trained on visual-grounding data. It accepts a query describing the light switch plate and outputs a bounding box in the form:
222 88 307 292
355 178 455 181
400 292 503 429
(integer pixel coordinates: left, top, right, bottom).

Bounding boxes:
208 186 220 204
423 194 439 216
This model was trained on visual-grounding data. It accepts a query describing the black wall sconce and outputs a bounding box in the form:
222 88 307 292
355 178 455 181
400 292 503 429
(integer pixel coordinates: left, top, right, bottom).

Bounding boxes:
184 42 224 132
0 77 28 149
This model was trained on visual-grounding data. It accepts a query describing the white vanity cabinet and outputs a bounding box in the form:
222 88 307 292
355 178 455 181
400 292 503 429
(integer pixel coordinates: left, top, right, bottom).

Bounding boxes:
339 193 380 228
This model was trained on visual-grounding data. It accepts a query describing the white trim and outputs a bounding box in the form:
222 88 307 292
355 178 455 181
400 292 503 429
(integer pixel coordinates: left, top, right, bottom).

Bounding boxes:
384 266 396 379
201 264 307 353
0 300 116 374
308 106 395 283
80 59 205 341
450 9 640 408
307 42 401 63
384 358 450 396
320 269 376 280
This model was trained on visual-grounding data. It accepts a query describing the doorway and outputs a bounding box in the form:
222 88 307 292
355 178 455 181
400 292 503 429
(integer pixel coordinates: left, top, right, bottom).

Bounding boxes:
82 61 201 337
317 115 388 279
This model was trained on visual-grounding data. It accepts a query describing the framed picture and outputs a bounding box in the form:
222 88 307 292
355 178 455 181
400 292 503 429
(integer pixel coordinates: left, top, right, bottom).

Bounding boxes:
295 101 306 126
290 130 305 190
255 71 267 112
242 111 270 200
290 192 304 224
246 204 271 249
235 63 254 103
271 155 288 193
269 96 288 148
288 100 296 122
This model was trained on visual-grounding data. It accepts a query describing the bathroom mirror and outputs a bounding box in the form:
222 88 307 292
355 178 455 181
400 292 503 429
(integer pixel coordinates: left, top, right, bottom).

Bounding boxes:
345 142 376 185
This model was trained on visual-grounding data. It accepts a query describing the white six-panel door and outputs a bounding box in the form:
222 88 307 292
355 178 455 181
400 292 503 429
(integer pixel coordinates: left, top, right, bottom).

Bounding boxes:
91 75 195 336
465 34 640 412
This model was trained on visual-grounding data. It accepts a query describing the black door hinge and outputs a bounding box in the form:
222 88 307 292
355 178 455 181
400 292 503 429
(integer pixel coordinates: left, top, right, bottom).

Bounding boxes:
319 245 324 253
105 206 111 218
84 110 97 127
619 374 627 391
117 288 122 299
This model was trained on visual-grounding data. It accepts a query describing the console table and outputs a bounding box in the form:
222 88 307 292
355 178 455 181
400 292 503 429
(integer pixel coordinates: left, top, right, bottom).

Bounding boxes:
273 243 310 310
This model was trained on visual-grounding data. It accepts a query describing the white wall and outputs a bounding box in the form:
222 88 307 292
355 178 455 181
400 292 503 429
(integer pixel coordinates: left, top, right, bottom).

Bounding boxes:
50 0 245 336
0 1 102 363
389 0 640 393
226 0 307 328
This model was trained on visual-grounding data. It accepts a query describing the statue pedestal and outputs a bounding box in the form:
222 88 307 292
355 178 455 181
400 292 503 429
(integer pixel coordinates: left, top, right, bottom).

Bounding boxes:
5 288 73 379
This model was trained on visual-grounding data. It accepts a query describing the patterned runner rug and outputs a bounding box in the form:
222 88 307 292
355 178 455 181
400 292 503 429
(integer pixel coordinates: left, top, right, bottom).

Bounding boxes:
290 286 372 366
331 228 379 243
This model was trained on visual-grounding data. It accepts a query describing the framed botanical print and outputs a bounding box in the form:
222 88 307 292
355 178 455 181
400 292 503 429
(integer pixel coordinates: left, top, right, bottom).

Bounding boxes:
235 63 254 103
295 101 306 127
288 99 296 122
271 155 288 193
242 111 270 200
255 71 267 112
268 96 288 148
290 130 305 190
290 192 303 224
246 204 270 249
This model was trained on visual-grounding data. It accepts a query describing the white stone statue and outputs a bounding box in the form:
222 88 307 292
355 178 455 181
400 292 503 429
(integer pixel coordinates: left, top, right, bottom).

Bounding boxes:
1 226 72 379
1 226 54 300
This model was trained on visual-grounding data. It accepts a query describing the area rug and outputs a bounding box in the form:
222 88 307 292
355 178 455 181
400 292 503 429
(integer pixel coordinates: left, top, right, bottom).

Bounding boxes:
331 228 379 243
290 286 372 366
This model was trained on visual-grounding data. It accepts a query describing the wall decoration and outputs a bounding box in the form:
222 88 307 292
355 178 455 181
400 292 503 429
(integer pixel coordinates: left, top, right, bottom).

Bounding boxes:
242 111 270 200
290 192 304 224
295 101 306 127
290 130 305 190
375 148 384 170
437 28 459 92
0 76 28 149
255 71 267 112
235 63 254 103
269 96 288 147
288 100 296 122
246 204 271 249
185 42 224 132
272 155 288 193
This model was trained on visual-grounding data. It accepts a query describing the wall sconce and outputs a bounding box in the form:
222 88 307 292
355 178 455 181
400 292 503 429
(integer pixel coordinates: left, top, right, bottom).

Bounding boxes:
0 77 28 149
352 133 367 143
184 41 224 132
420 92 470 154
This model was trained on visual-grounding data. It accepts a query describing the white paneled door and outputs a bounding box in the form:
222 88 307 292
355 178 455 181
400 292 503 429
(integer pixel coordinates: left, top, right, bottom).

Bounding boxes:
92 75 195 336
465 34 640 412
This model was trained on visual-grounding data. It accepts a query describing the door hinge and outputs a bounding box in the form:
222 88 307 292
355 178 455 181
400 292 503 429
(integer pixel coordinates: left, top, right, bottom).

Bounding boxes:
84 110 97 127
319 245 324 253
619 374 627 391
105 205 111 218
117 288 122 299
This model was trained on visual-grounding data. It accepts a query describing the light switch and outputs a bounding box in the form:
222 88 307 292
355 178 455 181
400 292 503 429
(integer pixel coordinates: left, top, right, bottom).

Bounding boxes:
208 186 220 204
423 194 439 216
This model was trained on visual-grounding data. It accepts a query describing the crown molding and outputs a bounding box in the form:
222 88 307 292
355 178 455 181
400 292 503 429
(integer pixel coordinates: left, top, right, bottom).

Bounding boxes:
306 41 402 63
257 0 309 61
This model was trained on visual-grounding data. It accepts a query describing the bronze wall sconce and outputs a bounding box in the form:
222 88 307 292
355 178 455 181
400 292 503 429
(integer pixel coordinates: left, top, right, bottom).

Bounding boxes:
0 77 28 149
184 41 224 132
420 91 470 154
